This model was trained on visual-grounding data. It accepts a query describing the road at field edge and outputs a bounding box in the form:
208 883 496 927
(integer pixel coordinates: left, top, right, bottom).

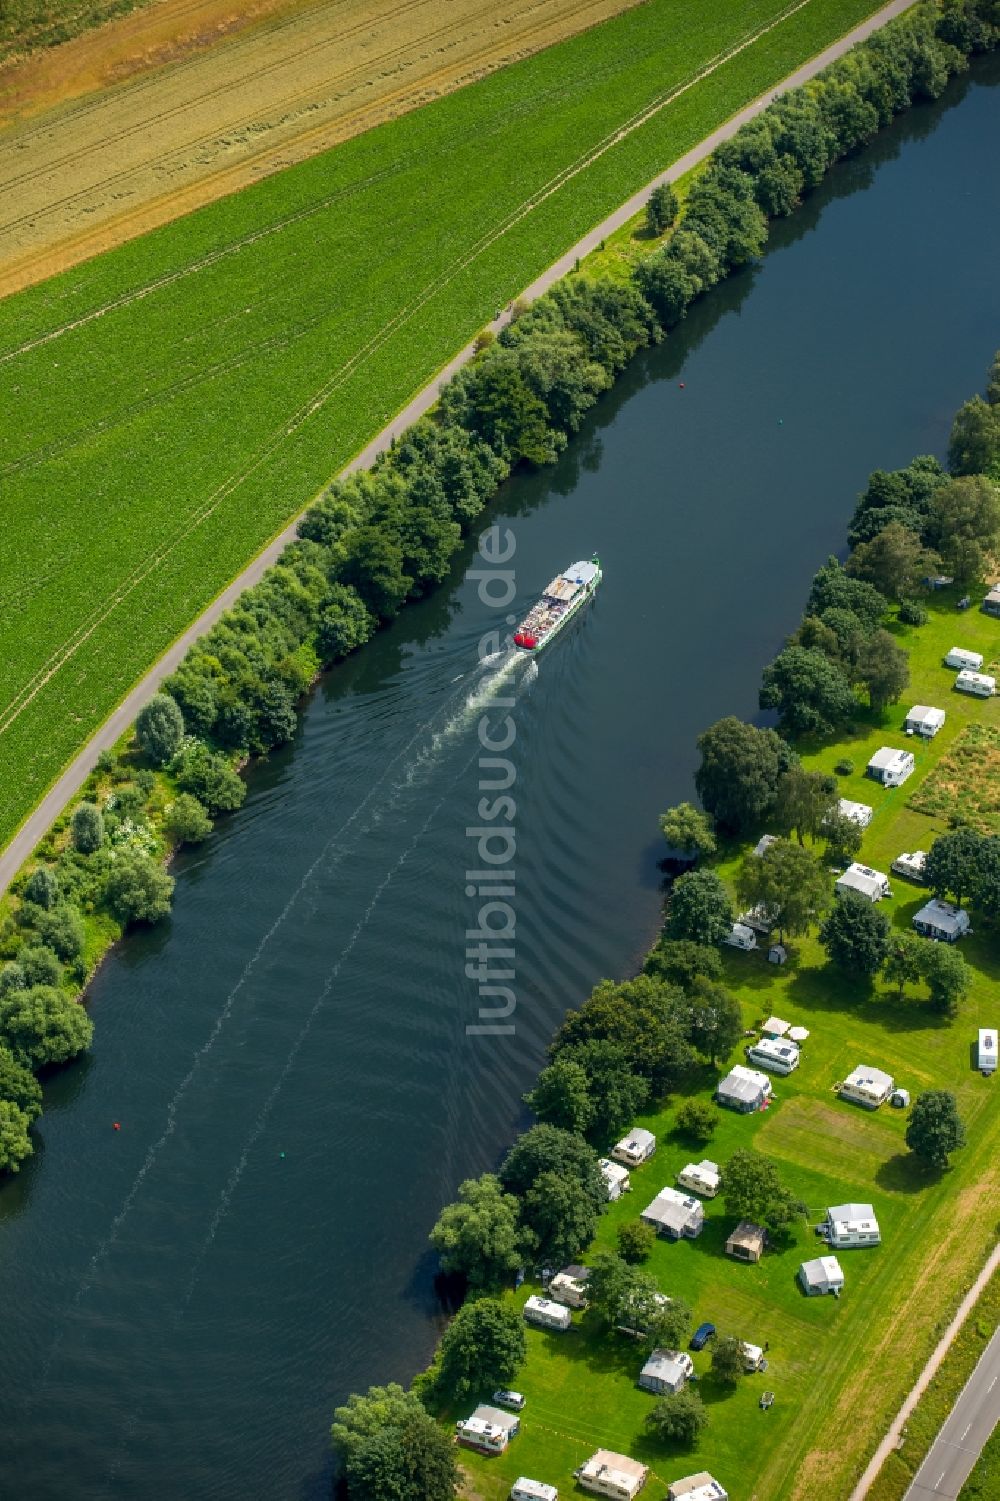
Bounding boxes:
850 1243 1000 1499
0 0 917 896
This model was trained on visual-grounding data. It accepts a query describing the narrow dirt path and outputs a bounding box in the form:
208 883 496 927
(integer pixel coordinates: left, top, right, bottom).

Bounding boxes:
0 0 918 893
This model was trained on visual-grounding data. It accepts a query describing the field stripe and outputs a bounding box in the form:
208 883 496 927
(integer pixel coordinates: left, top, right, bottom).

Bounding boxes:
0 0 818 740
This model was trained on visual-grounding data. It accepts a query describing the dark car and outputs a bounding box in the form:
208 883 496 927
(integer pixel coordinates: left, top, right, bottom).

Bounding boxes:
690 1321 716 1352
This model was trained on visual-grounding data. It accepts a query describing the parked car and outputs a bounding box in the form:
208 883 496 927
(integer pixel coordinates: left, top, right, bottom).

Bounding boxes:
493 1389 526 1412
689 1322 716 1352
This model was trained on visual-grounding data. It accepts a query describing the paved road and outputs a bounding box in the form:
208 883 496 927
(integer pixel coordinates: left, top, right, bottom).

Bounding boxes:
0 0 917 895
905 1326 1000 1499
852 1244 1000 1499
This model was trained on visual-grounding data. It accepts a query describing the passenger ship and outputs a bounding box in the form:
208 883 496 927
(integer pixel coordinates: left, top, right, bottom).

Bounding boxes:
511 557 602 652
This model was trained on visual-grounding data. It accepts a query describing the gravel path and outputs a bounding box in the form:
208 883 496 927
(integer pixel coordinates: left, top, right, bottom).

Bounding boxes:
0 0 917 894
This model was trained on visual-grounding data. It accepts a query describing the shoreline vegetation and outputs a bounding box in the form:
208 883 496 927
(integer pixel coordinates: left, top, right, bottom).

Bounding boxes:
325 392 1000 1494
0 0 996 1177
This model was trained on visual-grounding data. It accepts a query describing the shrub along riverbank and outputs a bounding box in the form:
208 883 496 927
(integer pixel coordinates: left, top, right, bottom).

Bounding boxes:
2 0 998 1177
325 352 1000 1500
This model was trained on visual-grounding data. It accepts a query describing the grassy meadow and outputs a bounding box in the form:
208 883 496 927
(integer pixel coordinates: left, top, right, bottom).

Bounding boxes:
458 591 1000 1501
0 0 886 847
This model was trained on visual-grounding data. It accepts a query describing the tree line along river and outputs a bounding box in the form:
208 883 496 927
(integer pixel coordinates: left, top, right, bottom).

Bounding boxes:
1 49 999 1501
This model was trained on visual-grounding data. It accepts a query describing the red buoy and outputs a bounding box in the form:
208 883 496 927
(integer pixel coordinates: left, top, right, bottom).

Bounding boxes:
113 1122 121 1131
679 382 685 388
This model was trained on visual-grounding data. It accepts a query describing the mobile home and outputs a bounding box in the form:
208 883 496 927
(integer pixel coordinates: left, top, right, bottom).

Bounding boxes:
944 647 983 671
548 1271 589 1310
611 1128 656 1168
867 747 915 787
640 1186 704 1240
667 1475 728 1501
835 863 891 903
717 1065 772 1113
837 798 874 828
955 670 996 698
982 584 1000 617
746 1038 800 1076
978 1029 998 1074
574 1450 648 1501
913 898 971 943
904 705 946 737
638 1348 694 1396
839 1065 894 1109
456 1405 520 1455
892 850 927 883
724 922 757 951
821 1202 881 1248
511 1481 558 1501
677 1159 720 1197
799 1255 845 1296
523 1296 572 1332
599 1158 631 1201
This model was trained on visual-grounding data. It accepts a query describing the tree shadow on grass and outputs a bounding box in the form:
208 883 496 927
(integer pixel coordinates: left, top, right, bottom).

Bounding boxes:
875 1152 942 1195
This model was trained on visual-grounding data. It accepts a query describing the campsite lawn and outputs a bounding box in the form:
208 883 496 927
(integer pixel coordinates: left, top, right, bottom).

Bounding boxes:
458 593 1000 1501
0 0 885 848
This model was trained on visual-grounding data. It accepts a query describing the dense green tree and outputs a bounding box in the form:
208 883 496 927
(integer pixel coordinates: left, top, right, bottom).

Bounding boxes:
972 836 1000 923
666 228 723 296
434 1299 526 1400
0 963 25 999
666 870 734 948
164 793 214 846
854 629 911 714
617 1219 656 1264
345 1409 457 1501
931 476 1000 583
339 527 414 620
17 946 62 989
919 943 971 1019
429 1175 524 1289
644 939 722 990
925 828 984 905
331 1385 456 1501
442 349 557 466
164 668 218 738
586 1250 640 1328
759 646 857 736
947 395 1000 476
514 331 610 434
846 521 935 601
0 1100 32 1175
104 853 174 926
807 559 888 634
684 978 743 1064
520 1168 600 1266
71 801 104 855
674 1098 718 1144
134 693 185 766
0 986 93 1068
775 766 839 844
694 717 795 834
499 1124 605 1212
560 1040 649 1146
735 839 830 944
316 585 376 662
987 348 1000 406
720 1148 801 1232
524 1057 593 1136
173 743 246 815
32 904 84 963
644 1296 694 1355
710 1334 746 1387
551 976 692 1094
634 254 695 328
646 182 679 233
820 891 891 975
0 1044 43 1121
905 1090 966 1169
645 1387 708 1446
823 811 864 867
882 932 925 998
660 803 717 861
22 867 59 910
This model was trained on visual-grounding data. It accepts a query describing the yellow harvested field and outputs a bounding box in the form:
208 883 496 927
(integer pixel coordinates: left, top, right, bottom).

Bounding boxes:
0 0 642 294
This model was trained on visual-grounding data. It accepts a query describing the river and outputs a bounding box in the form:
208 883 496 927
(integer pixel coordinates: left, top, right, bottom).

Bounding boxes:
2 52 999 1501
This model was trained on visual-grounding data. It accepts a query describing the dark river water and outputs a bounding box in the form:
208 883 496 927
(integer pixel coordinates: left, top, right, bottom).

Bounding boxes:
2 53 1000 1501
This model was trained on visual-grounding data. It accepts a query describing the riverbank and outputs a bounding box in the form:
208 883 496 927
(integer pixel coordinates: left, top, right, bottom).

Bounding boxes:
0 0 901 850
3 0 986 1180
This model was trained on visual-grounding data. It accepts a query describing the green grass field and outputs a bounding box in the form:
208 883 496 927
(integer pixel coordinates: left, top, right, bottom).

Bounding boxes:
457 592 1000 1501
0 0 886 849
